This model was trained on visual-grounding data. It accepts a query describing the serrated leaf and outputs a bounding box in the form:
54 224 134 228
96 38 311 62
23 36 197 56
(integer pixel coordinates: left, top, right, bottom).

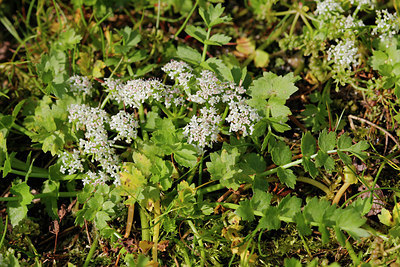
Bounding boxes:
278 195 302 218
185 25 207 43
301 132 316 157
95 211 111 230
337 134 352 149
174 146 198 168
206 33 231 46
315 151 335 171
177 45 201 65
268 97 292 118
337 150 352 165
199 3 231 28
251 190 272 214
336 208 369 239
318 129 336 152
294 212 312 236
378 208 393 226
132 152 152 177
302 157 318 178
202 57 233 82
271 141 292 166
254 49 269 68
7 182 34 226
334 226 346 247
242 153 266 173
277 167 296 189
258 206 281 230
236 199 254 221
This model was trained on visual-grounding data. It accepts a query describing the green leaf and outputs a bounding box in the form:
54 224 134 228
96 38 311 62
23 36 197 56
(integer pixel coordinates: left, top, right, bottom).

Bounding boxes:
241 153 266 173
202 57 233 82
284 258 302 267
271 141 292 166
95 211 111 230
185 25 207 43
337 134 352 149
277 167 296 189
258 206 281 230
268 97 292 118
278 195 302 218
7 182 34 226
236 199 254 221
177 45 201 65
334 226 346 247
254 49 270 68
301 132 316 157
251 190 272 214
199 3 231 28
58 28 82 50
248 72 298 101
294 212 312 236
302 157 318 178
206 33 231 46
337 150 352 165
315 151 335 171
318 129 336 152
336 208 369 239
42 180 59 220
132 152 152 177
174 145 198 168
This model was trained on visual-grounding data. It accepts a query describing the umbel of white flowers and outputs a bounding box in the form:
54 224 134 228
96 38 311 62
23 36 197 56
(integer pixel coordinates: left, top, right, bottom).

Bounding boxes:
61 60 260 186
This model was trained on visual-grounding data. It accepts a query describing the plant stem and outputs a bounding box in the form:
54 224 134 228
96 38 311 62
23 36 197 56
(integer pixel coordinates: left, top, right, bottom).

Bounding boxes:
124 201 135 238
0 191 79 202
140 207 150 241
345 239 360 265
152 200 161 264
138 104 149 141
297 176 332 196
83 235 98 267
187 220 205 267
332 182 351 205
0 215 8 249
201 27 212 63
174 0 199 39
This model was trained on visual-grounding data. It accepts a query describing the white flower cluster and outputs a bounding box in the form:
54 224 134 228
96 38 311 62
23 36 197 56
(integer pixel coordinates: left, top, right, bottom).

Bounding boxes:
59 149 84 175
350 0 375 9
82 171 110 186
104 78 163 109
226 100 260 137
67 104 121 185
109 110 139 143
372 9 399 44
183 107 222 150
188 70 224 105
327 39 359 71
338 16 365 33
68 75 93 96
315 0 343 20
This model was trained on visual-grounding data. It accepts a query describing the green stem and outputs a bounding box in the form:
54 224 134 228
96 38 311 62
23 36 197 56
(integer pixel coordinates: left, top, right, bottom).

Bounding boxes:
83 235 98 267
332 182 351 205
140 207 150 241
0 191 79 202
187 220 205 267
260 149 337 176
0 215 7 249
124 202 135 238
345 239 360 265
152 200 161 264
12 123 34 137
297 176 332 196
201 27 212 63
174 0 199 39
138 104 149 141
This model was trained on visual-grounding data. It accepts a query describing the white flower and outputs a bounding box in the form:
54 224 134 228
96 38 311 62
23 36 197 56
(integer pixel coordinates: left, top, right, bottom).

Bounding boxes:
60 149 84 175
188 70 224 105
338 15 365 33
225 100 260 136
162 60 193 79
82 171 109 186
350 0 375 9
68 75 93 96
315 0 343 20
105 78 163 109
372 10 399 44
327 39 359 70
110 111 139 143
183 107 222 150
